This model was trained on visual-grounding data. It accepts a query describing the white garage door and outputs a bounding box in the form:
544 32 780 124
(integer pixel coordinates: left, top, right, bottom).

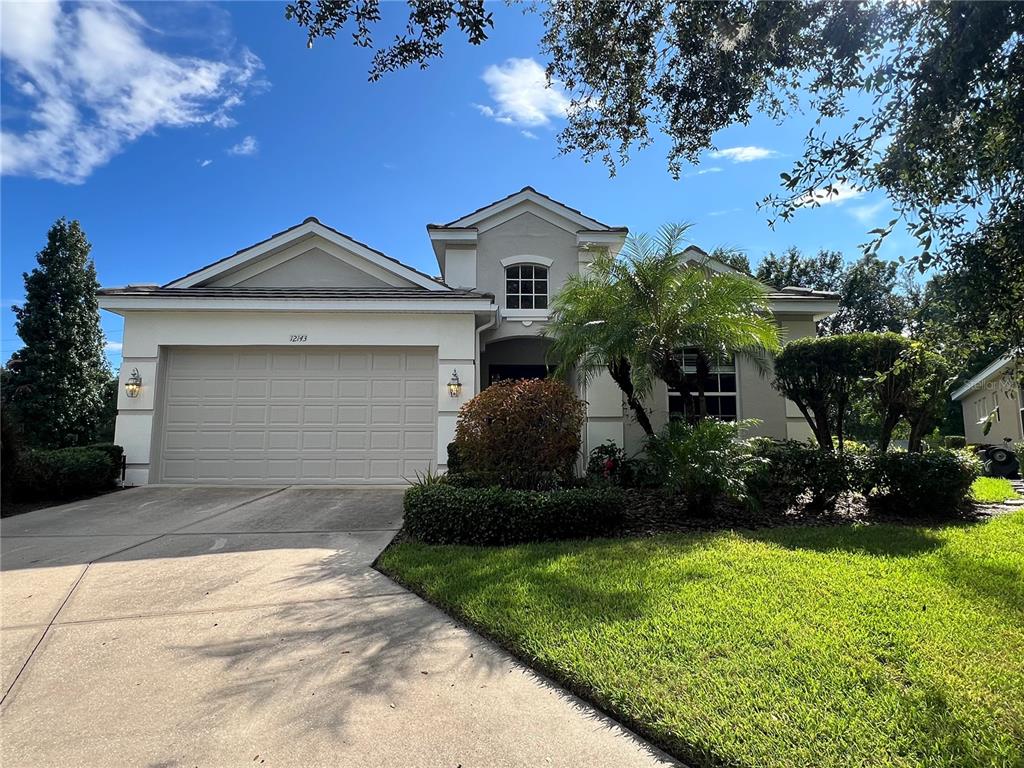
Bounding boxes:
157 347 437 484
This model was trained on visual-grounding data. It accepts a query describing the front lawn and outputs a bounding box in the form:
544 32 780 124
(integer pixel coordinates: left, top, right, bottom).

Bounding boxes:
379 513 1024 768
971 476 1023 504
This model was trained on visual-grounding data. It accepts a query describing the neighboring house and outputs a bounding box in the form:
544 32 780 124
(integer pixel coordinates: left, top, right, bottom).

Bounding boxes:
952 355 1024 445
99 187 838 486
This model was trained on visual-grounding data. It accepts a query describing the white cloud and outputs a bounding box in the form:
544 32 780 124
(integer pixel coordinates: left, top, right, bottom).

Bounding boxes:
687 166 723 177
104 341 123 353
708 208 741 217
711 146 780 163
198 158 213 168
227 135 258 156
0 1 262 184
521 130 538 140
849 199 887 223
797 181 866 207
476 58 570 128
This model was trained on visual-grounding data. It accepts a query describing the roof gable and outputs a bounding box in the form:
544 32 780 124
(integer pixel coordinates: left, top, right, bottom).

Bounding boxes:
166 217 447 291
433 186 623 234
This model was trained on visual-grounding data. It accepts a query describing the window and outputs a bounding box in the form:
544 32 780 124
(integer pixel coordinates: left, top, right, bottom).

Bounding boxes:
668 349 737 421
505 264 548 310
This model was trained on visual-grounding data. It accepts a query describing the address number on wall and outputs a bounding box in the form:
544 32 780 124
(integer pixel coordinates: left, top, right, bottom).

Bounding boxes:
289 335 308 343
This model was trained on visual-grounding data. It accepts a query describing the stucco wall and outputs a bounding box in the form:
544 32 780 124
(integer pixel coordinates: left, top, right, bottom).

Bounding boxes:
114 310 478 484
959 377 1024 445
231 248 391 288
476 212 577 344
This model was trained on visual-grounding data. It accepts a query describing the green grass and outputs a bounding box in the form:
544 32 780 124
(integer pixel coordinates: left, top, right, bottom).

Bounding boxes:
971 476 1023 504
379 513 1024 768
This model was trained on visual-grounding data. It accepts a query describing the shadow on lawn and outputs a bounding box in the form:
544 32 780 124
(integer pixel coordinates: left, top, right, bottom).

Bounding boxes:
747 522 949 558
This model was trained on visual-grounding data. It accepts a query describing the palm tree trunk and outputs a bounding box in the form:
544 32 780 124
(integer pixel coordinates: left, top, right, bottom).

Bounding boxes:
607 358 654 437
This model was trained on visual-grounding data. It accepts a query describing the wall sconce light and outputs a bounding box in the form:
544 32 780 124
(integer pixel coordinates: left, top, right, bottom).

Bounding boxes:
447 369 462 398
125 367 143 398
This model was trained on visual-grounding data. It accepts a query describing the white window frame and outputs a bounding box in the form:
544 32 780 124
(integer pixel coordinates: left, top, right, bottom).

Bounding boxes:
667 349 738 421
504 262 550 314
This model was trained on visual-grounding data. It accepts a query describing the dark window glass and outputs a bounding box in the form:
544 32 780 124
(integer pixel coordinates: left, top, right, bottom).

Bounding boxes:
536 295 548 309
507 279 520 294
719 373 736 392
521 294 534 309
507 295 520 309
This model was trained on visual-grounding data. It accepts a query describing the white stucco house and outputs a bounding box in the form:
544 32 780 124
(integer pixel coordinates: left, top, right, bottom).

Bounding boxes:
100 187 839 486
952 355 1024 445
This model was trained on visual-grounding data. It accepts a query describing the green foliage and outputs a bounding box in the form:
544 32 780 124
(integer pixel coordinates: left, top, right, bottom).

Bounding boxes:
6 219 110 448
10 444 123 501
755 247 844 291
285 0 493 78
644 419 766 509
401 483 625 545
452 378 584 489
866 450 980 515
772 334 881 451
545 223 780 429
945 435 967 449
747 439 856 512
971 476 1022 504
817 254 908 337
585 440 640 486
380 513 1024 768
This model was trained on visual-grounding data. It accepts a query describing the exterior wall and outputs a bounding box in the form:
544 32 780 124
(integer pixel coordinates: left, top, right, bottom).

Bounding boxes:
231 248 391 288
476 212 578 344
620 315 821 455
114 310 478 485
959 373 1024 445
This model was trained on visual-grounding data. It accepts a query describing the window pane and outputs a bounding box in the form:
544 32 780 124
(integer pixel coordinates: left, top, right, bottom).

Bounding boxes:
521 295 534 309
718 374 736 392
507 280 520 294
507 295 520 309
720 396 737 417
700 375 716 393
535 279 547 294
706 397 721 416
520 265 534 279
536 295 548 309
507 265 520 279
535 267 548 280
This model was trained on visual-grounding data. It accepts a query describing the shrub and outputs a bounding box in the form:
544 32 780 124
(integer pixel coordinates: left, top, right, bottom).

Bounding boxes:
10 444 122 501
584 440 654 488
453 378 585 489
865 449 980 515
402 483 626 545
644 419 765 510
773 334 887 450
748 439 857 511
944 435 967 449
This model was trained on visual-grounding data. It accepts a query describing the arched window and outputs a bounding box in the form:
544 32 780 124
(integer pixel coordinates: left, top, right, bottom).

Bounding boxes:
505 264 548 310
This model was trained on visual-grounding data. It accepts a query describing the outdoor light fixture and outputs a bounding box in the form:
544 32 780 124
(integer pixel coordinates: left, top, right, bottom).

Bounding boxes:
447 369 462 398
124 367 143 398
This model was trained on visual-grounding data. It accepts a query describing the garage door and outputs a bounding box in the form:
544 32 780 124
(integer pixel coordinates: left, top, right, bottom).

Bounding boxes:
157 347 437 484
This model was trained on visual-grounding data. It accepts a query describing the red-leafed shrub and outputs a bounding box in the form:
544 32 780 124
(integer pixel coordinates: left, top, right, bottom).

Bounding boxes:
453 378 585 489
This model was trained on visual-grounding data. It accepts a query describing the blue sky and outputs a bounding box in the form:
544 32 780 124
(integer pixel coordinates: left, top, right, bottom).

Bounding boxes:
1 1 907 370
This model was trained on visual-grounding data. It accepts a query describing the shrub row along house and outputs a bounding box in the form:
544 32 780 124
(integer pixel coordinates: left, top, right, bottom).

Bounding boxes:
99 188 837 486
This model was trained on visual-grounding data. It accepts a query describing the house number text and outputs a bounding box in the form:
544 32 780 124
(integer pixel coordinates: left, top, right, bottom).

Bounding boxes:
289 335 308 343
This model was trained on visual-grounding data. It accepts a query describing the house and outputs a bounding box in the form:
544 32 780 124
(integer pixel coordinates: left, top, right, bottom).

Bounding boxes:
99 187 839 486
952 355 1024 445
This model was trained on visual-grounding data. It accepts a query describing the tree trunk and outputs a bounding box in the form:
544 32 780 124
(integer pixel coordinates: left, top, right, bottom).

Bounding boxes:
878 409 902 452
607 358 654 437
695 352 710 420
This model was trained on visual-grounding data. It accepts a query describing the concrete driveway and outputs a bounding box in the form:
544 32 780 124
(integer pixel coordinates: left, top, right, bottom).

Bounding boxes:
1 486 674 767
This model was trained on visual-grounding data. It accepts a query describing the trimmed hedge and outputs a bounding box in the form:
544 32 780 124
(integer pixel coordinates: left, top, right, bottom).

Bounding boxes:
747 439 855 511
403 483 626 545
9 444 123 501
866 449 980 515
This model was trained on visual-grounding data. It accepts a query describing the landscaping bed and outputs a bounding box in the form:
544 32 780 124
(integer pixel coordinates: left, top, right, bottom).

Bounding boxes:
379 512 1024 768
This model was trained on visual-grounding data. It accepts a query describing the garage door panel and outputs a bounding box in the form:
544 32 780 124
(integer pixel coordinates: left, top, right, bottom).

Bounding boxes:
159 347 436 484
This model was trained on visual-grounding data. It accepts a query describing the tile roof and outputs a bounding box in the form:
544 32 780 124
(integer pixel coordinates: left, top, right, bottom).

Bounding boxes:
429 186 621 229
99 285 492 300
166 217 448 289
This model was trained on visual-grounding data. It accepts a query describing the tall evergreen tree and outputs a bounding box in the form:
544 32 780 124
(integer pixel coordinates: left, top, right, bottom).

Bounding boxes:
8 218 109 448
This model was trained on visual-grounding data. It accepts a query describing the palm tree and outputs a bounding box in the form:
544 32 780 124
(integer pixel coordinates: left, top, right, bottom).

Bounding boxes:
545 224 781 432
